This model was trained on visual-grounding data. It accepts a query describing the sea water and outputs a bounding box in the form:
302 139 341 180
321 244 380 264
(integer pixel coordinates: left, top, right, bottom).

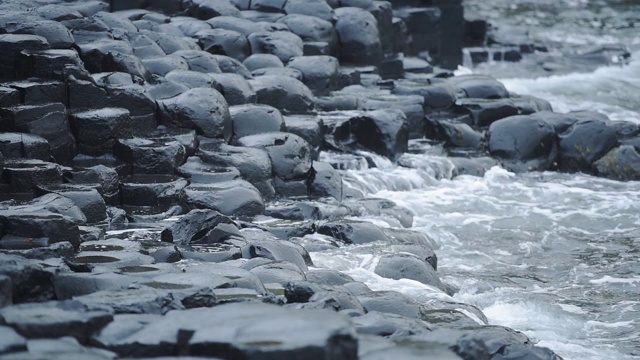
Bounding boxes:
313 1 640 359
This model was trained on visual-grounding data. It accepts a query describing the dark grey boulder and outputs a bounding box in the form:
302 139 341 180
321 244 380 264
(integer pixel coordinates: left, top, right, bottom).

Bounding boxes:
394 82 457 110
4 80 67 105
286 56 339 96
73 288 184 315
240 228 310 271
306 269 354 286
0 34 50 82
353 311 432 337
165 70 216 89
171 18 212 37
0 103 75 165
309 161 343 200
177 157 240 183
144 127 199 156
194 29 250 62
238 132 312 180
69 108 132 157
250 75 315 114
0 87 20 107
333 109 409 160
0 254 56 304
422 326 562 360
185 180 265 217
141 56 189 76
206 16 262 37
209 73 257 106
283 0 334 22
160 209 235 245
183 0 242 20
93 11 138 32
315 95 360 111
264 201 350 222
240 10 286 23
285 281 364 312
558 119 618 173
184 263 266 294
114 138 187 175
103 85 157 133
360 95 425 139
454 98 520 127
34 185 107 224
242 54 284 71
448 75 510 99
426 119 483 150
1 160 63 193
251 67 303 80
65 165 120 206
250 0 286 12
334 7 382 66
77 40 134 73
15 48 84 81
120 175 188 207
0 337 118 360
0 300 112 342
609 120 640 140
211 55 253 79
92 72 135 87
284 115 324 158
0 133 50 162
375 253 446 291
488 114 558 172
140 30 199 55
1 20 73 49
594 145 640 181
355 289 423 319
248 31 304 63
172 49 222 73
229 104 285 141
52 271 139 299
158 88 231 139
278 14 338 55
360 337 463 360
94 302 357 359
316 220 389 245
130 33 166 59
145 76 189 100
102 51 150 80
241 259 306 285
198 142 275 198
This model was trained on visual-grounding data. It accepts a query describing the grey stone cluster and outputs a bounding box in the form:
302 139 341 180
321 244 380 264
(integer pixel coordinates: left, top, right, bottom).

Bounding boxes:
0 0 590 359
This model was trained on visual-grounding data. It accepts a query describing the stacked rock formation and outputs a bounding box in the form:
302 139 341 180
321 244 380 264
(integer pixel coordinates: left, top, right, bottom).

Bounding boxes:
0 0 607 359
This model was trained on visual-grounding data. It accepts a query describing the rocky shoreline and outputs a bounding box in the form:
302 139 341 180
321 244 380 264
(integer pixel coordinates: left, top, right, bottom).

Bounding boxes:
1 0 637 359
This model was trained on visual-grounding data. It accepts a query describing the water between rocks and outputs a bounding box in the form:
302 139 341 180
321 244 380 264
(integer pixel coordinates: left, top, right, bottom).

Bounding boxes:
314 1 640 359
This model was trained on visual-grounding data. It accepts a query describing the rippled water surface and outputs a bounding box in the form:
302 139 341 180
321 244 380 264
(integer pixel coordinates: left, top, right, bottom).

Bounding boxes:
313 1 640 359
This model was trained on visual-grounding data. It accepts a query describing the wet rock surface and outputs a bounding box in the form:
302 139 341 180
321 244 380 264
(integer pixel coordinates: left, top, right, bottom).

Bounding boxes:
0 0 576 359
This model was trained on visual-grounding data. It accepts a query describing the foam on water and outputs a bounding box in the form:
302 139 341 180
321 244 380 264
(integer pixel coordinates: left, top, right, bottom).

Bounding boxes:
500 51 640 122
312 154 640 359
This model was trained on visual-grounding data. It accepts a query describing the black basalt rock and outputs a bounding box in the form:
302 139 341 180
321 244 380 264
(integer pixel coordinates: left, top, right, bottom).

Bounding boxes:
248 31 304 63
237 132 312 180
488 114 558 172
333 109 409 161
198 142 276 199
334 7 382 67
158 88 231 139
558 118 618 173
229 104 286 142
